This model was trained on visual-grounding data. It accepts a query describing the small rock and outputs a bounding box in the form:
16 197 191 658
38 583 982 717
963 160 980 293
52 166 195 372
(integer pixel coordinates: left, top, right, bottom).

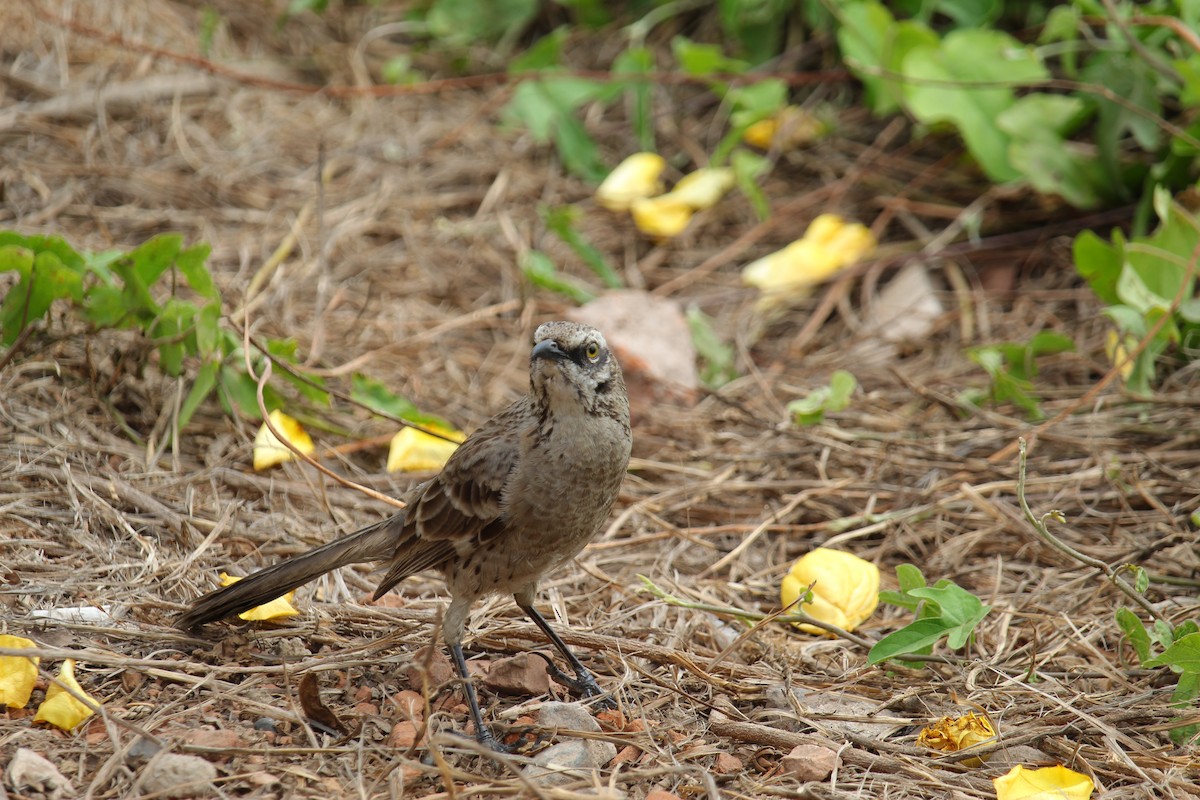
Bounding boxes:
781 744 839 782
390 690 425 721
482 652 551 696
646 791 683 800
127 737 162 764
404 646 454 688
354 701 379 717
607 744 640 768
182 728 243 757
521 739 618 788
536 701 601 733
388 720 423 749
253 717 277 733
353 685 374 703
6 748 75 799
139 753 217 798
713 752 743 774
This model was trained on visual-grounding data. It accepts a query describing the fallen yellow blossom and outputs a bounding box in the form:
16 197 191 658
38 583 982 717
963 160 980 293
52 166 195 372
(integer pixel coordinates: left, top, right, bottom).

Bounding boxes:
33 659 97 730
253 409 315 471
0 635 39 708
219 572 300 621
743 106 827 150
781 547 879 634
596 153 666 211
387 424 465 473
917 711 997 766
743 214 876 308
1104 330 1135 380
993 765 1094 800
631 195 695 239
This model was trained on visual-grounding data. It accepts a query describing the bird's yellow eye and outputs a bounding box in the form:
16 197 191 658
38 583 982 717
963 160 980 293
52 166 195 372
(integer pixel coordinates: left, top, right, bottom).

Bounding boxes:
585 342 601 361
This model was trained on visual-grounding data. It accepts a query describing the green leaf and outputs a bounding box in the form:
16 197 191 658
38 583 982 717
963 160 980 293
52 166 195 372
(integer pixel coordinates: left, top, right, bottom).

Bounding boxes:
686 305 738 388
1073 229 1123 306
520 250 595 305
1116 607 1153 665
907 583 990 648
129 234 183 288
179 359 221 430
868 618 947 663
837 1 938 115
896 563 927 593
788 371 856 426
151 298 195 377
1145 632 1200 674
671 36 749 77
902 29 1048 181
195 302 221 358
1169 671 1200 745
543 205 622 288
614 47 655 152
426 0 537 44
510 28 566 72
731 149 771 219
350 373 449 427
177 243 217 301
553 114 606 182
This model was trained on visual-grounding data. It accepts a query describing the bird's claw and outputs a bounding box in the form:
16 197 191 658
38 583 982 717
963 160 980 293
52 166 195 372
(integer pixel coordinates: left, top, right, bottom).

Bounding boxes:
535 653 615 708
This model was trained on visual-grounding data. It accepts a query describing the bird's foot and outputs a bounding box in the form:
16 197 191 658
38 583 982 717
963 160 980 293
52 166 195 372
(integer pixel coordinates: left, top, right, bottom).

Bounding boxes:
535 653 616 710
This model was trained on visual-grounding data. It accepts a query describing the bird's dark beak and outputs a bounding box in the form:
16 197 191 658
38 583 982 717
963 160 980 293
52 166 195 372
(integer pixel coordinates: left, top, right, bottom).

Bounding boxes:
531 339 568 362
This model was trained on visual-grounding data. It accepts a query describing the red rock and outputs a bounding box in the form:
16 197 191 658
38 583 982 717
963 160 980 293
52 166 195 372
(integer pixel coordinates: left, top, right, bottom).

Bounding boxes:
388 721 422 748
404 646 454 688
713 752 743 774
781 744 839 781
353 685 374 703
481 652 550 696
390 690 425 721
646 791 683 800
353 702 378 717
183 728 244 758
596 708 626 731
608 744 640 768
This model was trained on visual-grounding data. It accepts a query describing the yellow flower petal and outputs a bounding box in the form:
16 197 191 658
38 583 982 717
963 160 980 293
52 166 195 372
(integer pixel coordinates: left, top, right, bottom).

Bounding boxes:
743 214 876 308
743 106 827 150
917 712 997 766
596 153 667 211
781 547 879 634
0 635 40 708
218 572 300 621
33 659 97 730
253 409 315 471
631 195 694 239
993 765 1094 800
666 167 735 211
1104 330 1134 380
386 425 465 473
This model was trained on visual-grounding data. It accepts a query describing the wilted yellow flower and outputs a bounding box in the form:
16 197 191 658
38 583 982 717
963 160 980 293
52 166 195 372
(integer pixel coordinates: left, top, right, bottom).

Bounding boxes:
631 195 694 239
33 659 97 730
1104 330 1135 380
387 425 465 473
218 572 300 621
253 409 316 471
743 214 876 309
781 547 879 634
596 153 667 211
918 712 997 767
667 167 735 210
993 765 1094 800
743 106 827 150
0 635 39 708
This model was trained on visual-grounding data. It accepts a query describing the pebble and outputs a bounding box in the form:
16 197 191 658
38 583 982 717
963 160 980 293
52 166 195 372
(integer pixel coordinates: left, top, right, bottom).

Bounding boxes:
139 753 218 798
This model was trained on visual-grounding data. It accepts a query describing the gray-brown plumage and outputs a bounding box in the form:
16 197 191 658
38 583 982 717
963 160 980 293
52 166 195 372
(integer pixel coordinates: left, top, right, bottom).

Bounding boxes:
177 321 631 749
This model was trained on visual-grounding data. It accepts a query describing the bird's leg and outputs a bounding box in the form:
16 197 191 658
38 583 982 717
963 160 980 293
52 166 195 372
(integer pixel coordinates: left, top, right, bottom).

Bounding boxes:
448 643 510 753
516 596 614 708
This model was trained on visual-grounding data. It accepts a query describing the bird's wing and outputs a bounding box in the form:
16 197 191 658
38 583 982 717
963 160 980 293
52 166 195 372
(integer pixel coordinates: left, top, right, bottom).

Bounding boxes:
372 399 525 597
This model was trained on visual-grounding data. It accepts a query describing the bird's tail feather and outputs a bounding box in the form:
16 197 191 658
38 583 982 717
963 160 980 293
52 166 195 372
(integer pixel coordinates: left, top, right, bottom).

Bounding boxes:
176 516 401 630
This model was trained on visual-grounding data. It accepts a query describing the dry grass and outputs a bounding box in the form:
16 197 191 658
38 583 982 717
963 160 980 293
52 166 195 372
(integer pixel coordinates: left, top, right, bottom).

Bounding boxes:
2 2 1199 798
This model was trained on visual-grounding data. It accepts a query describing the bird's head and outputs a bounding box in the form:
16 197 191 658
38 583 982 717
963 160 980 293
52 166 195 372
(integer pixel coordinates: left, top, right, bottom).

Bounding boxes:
529 321 627 420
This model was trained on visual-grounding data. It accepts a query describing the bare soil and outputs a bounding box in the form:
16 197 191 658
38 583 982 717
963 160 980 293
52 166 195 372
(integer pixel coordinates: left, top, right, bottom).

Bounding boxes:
2 2 1198 798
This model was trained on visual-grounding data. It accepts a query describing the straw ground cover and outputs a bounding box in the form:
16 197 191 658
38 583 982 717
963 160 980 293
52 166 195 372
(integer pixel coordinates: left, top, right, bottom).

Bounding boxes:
2 2 1198 798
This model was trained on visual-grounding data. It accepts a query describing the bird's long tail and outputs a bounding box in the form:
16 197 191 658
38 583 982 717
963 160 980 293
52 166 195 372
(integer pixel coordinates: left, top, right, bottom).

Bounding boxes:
176 516 402 630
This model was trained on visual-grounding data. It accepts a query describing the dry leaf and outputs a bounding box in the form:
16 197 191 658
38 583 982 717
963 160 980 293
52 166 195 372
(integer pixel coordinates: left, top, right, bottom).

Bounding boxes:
781 547 880 634
219 572 299 621
386 425 465 473
0 634 39 708
918 711 997 766
1104 330 1135 380
993 764 1094 800
298 673 347 735
253 409 315 471
596 152 666 211
34 659 97 730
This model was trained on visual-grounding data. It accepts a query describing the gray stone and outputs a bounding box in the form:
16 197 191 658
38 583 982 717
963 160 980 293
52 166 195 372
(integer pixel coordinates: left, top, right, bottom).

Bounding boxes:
139 753 217 798
536 701 601 733
5 748 75 799
522 740 619 787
